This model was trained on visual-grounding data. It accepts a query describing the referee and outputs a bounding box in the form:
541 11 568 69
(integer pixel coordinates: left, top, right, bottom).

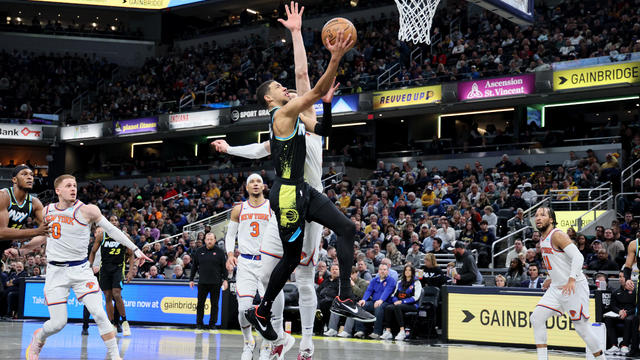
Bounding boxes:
189 232 228 330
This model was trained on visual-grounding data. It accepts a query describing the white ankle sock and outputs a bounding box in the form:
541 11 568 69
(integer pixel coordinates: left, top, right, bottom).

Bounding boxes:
536 347 547 360
104 337 119 358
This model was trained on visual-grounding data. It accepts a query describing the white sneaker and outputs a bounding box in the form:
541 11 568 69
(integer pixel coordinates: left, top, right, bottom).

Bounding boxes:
606 345 619 355
259 341 271 360
323 328 338 337
620 346 630 355
121 321 131 337
270 332 295 360
26 328 45 360
337 331 351 338
380 330 393 340
394 331 406 341
368 333 380 339
242 340 256 360
353 331 365 339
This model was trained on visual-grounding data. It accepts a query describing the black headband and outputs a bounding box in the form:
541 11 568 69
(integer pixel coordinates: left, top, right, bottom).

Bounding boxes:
12 164 30 178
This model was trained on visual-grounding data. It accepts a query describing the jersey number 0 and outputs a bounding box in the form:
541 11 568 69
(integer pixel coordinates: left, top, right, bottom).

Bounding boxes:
52 223 61 239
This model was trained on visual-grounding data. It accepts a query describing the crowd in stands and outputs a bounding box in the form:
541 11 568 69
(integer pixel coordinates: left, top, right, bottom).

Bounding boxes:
3 0 638 124
2 146 629 338
0 49 117 120
2 16 142 40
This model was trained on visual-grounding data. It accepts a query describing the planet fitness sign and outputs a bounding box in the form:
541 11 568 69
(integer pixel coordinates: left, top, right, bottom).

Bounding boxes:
458 74 535 101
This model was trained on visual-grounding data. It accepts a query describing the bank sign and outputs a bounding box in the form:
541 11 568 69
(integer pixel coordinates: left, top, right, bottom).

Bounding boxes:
554 61 640 90
458 74 535 100
0 124 42 140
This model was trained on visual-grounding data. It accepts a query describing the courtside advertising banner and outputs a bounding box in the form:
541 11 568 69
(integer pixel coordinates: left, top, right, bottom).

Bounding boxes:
445 286 595 348
313 94 359 115
553 61 640 90
113 117 158 136
0 124 43 140
168 110 221 130
458 74 535 101
372 85 442 109
23 280 222 326
29 0 204 9
60 124 103 141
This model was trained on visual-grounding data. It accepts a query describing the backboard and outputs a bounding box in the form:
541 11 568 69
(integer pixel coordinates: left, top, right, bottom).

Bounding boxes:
467 0 534 25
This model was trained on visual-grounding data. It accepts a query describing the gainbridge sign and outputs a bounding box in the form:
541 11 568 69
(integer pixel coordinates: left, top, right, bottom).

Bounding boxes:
445 286 595 348
553 61 640 90
554 210 606 232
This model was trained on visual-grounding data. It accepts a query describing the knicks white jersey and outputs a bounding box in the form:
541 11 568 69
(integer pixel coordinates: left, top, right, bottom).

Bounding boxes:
540 228 586 285
237 199 272 255
44 200 91 262
304 132 323 191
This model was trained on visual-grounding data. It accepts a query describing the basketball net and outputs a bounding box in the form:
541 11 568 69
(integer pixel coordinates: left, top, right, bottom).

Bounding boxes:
395 0 440 44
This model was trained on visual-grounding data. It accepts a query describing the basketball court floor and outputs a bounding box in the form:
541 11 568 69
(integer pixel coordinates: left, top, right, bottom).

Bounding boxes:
0 320 612 359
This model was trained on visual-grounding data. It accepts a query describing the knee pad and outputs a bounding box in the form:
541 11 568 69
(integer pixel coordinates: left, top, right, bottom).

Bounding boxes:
82 293 114 335
46 316 68 334
530 306 552 345
237 296 254 312
295 267 317 307
573 319 602 354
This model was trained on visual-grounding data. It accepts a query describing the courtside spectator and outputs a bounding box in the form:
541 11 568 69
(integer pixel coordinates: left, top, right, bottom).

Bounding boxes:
353 263 396 339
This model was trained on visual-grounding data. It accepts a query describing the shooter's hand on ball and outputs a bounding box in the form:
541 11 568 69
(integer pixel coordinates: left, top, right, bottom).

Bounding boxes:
326 30 353 59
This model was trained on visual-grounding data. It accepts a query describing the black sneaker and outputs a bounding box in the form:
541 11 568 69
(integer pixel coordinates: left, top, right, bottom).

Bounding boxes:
81 328 89 336
116 323 123 333
330 297 375 322
244 306 277 341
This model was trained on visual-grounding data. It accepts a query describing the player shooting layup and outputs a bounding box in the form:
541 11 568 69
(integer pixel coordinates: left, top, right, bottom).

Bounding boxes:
213 3 338 359
530 207 606 360
26 175 151 360
244 16 373 344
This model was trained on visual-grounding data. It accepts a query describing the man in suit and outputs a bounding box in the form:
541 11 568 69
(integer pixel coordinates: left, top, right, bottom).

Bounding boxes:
521 263 544 288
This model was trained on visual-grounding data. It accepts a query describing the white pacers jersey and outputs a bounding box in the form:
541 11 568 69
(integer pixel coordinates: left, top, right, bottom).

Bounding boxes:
44 200 91 262
304 132 323 191
540 228 586 286
237 199 271 255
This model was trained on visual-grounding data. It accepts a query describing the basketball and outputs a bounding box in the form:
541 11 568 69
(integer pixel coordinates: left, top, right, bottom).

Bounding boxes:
321 17 357 50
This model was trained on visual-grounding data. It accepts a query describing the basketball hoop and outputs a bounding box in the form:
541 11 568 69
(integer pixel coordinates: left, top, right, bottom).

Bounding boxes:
394 0 441 44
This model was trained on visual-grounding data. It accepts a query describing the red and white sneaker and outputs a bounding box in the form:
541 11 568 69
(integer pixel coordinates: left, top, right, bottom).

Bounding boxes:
26 328 45 360
297 348 313 359
269 332 295 360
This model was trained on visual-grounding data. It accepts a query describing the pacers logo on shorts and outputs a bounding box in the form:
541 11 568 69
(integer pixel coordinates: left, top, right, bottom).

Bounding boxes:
281 209 299 226
86 282 96 289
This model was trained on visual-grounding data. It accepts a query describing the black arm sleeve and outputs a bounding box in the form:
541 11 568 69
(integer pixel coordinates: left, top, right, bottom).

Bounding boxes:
313 102 333 136
623 266 632 282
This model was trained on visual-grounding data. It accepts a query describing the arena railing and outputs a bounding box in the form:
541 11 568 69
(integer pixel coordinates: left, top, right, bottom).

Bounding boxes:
322 172 343 191
614 192 639 218
182 208 232 241
204 79 221 104
506 197 550 229
620 158 640 194
377 62 401 90
563 136 621 146
491 225 532 270
573 195 613 232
